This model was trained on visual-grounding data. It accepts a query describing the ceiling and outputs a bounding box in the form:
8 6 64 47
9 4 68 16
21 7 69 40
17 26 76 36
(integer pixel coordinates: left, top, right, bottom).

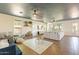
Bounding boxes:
0 3 79 21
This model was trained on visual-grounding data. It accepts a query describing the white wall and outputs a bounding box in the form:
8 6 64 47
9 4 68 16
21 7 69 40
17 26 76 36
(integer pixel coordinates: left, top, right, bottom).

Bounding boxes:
0 13 32 35
1 12 79 36
60 20 79 36
0 13 14 33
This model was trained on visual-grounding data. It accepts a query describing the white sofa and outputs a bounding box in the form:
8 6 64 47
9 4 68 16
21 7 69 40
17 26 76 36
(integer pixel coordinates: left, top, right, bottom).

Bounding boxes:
44 32 64 40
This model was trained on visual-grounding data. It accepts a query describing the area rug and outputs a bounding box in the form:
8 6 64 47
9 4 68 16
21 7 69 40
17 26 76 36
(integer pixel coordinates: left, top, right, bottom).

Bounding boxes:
23 38 53 54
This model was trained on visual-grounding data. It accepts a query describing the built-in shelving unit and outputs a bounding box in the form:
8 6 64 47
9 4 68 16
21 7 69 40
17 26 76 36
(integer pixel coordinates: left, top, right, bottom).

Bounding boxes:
14 20 22 36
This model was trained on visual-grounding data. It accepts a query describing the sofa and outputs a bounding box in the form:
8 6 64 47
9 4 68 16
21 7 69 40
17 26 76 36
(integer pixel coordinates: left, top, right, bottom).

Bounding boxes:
44 32 64 40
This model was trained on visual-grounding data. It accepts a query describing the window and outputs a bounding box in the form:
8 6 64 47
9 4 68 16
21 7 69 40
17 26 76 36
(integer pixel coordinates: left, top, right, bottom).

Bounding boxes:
72 23 78 33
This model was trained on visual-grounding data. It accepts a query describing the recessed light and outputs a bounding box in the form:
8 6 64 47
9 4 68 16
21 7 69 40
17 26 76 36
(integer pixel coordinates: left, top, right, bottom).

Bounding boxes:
19 11 23 14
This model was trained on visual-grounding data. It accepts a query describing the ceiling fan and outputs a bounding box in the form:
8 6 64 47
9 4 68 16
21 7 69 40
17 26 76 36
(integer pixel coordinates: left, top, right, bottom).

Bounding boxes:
32 8 43 19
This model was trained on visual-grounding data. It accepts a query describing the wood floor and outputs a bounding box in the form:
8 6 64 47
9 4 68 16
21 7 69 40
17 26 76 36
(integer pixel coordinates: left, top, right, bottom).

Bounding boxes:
17 36 79 55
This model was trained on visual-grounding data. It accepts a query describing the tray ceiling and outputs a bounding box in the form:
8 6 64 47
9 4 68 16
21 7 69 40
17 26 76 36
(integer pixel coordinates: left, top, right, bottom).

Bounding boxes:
0 3 79 21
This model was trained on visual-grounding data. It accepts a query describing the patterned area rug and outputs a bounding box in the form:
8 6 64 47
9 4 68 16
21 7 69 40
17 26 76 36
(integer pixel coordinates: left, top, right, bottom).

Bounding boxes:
23 38 53 54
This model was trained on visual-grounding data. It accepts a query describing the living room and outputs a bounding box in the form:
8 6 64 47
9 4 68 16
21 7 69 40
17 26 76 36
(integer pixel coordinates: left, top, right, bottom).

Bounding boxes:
0 3 79 55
